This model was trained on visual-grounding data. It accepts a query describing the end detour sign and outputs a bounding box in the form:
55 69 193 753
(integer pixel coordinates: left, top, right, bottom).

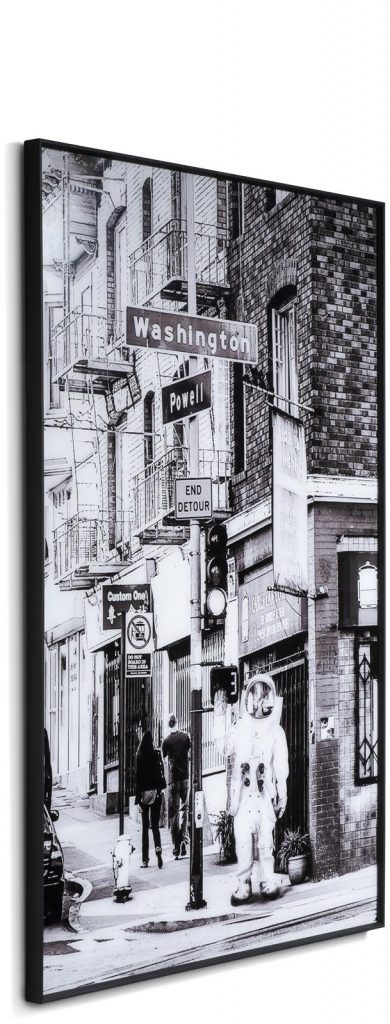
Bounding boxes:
126 611 153 677
175 477 212 520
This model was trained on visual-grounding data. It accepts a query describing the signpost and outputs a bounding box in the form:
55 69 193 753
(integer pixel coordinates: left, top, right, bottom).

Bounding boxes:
175 478 212 520
123 179 258 911
101 583 151 835
162 368 211 425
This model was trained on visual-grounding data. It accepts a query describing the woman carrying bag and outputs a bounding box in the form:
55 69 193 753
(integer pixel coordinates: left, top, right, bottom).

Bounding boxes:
135 730 166 869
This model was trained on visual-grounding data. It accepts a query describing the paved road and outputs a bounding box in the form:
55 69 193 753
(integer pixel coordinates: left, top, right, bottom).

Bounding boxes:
43 895 376 996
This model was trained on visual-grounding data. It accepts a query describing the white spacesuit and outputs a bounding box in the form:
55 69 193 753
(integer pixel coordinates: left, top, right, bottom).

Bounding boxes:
226 673 289 904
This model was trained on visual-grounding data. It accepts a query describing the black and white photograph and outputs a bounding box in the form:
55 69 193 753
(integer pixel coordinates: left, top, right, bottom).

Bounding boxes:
25 139 384 1002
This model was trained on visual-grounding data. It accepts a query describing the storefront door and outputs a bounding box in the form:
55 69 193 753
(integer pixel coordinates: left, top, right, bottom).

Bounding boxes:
248 652 308 860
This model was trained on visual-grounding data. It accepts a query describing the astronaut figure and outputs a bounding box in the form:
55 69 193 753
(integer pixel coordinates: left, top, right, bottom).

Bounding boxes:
226 673 289 904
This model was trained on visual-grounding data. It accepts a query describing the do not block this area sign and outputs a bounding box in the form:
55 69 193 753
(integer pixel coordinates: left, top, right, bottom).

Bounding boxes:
175 478 212 519
125 610 154 677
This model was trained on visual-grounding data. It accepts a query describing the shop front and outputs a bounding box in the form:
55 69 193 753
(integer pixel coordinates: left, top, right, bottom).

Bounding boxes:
238 558 308 854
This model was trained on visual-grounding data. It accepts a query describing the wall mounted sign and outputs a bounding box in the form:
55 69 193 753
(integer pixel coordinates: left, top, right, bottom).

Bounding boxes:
162 369 211 424
127 305 258 364
272 410 308 594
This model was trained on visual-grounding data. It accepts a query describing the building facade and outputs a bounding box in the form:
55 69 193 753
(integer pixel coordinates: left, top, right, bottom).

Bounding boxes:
43 153 379 878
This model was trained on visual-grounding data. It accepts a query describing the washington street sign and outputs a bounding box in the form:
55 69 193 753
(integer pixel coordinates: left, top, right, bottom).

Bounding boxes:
162 369 211 425
126 305 258 364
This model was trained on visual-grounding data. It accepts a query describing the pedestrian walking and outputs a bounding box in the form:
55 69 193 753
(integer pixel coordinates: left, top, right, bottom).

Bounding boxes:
162 714 191 859
135 730 166 869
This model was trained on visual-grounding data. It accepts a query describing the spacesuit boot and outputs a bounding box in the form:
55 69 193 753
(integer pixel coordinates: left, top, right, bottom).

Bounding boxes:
231 879 252 906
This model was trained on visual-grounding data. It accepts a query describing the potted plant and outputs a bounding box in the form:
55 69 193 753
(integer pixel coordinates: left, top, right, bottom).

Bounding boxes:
215 810 237 865
278 828 311 884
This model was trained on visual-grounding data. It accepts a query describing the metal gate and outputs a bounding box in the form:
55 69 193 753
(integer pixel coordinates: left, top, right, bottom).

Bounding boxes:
89 691 99 793
103 641 151 798
125 676 151 797
249 653 308 860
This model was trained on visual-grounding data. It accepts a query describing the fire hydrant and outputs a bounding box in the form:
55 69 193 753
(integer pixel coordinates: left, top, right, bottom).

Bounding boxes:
112 834 135 903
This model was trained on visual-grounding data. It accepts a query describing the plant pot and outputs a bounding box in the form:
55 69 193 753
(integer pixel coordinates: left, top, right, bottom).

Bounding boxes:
287 853 309 885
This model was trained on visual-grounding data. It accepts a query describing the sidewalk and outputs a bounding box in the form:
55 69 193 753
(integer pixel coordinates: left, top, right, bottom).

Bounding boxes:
52 786 378 938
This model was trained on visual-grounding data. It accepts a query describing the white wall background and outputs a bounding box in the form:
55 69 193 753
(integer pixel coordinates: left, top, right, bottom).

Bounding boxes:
1 0 389 1019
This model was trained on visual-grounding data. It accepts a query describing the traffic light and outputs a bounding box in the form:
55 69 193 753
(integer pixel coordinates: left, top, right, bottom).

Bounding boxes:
204 521 228 627
210 665 239 705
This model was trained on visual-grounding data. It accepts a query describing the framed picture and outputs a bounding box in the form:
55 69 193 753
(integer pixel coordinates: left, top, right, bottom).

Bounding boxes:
24 139 385 1003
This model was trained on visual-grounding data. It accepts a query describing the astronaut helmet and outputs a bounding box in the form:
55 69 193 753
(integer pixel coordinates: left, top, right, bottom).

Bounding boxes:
244 674 276 720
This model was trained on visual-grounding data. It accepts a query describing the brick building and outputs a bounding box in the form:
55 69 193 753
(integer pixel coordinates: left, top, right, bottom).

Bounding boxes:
226 185 379 878
42 151 380 879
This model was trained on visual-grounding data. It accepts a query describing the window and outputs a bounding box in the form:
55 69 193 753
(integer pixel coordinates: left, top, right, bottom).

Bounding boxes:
272 301 298 416
275 189 291 204
144 391 155 467
114 218 127 340
47 304 63 410
233 363 246 473
81 284 92 356
142 177 153 241
231 181 244 239
356 638 378 784
358 562 378 609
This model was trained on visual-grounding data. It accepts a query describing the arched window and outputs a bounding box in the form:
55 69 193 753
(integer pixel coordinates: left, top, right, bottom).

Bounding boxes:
144 391 155 467
269 286 298 417
358 562 378 609
142 177 153 241
231 181 244 239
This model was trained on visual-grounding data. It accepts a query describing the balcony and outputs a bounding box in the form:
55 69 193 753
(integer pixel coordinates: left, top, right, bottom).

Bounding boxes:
129 218 230 312
133 447 231 536
51 307 131 392
53 510 131 588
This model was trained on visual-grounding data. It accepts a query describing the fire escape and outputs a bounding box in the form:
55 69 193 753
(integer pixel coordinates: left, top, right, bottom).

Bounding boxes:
129 217 230 313
47 156 135 590
125 213 232 543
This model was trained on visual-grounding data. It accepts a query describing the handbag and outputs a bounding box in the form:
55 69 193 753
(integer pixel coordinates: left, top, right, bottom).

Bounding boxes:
141 789 157 806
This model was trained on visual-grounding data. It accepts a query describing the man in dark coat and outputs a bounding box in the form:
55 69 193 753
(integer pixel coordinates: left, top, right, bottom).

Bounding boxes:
162 714 191 859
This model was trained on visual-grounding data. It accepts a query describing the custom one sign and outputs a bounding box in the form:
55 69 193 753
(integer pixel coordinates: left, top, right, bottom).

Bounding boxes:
127 305 258 364
162 369 211 425
102 582 151 630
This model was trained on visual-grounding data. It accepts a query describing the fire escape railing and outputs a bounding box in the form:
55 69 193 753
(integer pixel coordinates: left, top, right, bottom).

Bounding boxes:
132 447 231 532
53 510 131 582
129 218 229 306
51 306 127 380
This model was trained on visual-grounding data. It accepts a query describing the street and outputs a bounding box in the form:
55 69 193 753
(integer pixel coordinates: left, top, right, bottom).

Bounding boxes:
43 789 378 996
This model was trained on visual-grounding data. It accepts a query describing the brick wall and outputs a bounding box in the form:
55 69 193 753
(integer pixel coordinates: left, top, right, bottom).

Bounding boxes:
308 502 377 877
226 186 378 515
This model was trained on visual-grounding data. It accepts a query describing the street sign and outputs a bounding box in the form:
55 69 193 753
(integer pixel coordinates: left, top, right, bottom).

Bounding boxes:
102 583 151 630
175 478 212 520
125 610 154 677
162 369 211 425
127 305 258 364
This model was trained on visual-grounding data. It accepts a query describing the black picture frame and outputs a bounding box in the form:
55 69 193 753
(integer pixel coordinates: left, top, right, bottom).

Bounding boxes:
24 138 385 1004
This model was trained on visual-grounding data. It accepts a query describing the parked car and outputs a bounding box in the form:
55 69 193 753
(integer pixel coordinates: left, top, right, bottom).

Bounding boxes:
43 805 65 922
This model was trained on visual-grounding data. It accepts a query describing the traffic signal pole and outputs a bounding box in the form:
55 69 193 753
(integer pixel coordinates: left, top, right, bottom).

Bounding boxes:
186 173 206 909
119 611 126 836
